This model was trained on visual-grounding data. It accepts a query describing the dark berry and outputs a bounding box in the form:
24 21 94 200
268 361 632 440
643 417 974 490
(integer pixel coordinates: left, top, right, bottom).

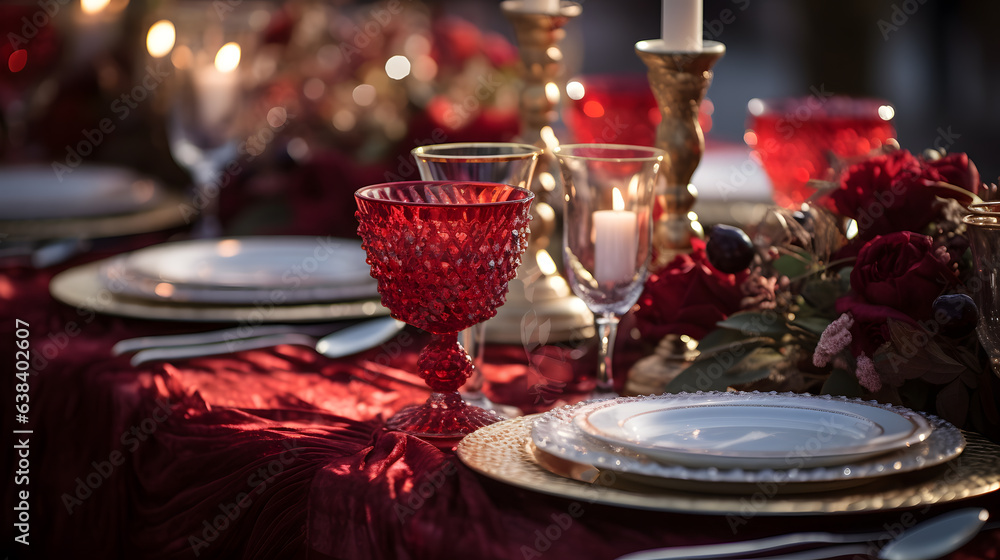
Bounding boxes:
706 224 755 273
792 209 814 233
933 294 979 338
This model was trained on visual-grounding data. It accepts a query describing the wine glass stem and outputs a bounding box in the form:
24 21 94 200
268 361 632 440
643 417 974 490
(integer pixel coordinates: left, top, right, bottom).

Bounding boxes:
595 312 620 395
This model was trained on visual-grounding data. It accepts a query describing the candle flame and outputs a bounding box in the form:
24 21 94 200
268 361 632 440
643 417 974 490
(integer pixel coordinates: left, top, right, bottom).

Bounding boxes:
81 0 111 15
536 249 558 276
612 188 625 211
214 42 241 73
146 20 175 58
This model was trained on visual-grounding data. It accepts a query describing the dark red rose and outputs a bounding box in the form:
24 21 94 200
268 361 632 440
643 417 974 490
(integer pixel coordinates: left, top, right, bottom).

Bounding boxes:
829 150 982 243
635 239 747 341
923 152 981 200
836 232 958 355
829 150 938 241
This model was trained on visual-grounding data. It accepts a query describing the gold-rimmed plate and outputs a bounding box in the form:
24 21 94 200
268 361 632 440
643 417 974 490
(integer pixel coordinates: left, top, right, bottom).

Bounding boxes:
456 415 1000 515
50 260 388 323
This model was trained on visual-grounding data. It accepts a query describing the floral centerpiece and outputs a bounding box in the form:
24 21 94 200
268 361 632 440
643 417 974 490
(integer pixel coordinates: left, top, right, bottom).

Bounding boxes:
632 146 1000 440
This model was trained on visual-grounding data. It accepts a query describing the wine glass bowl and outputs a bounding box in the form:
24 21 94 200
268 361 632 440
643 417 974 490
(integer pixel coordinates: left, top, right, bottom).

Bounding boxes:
745 96 896 209
962 212 1000 377
554 144 664 395
411 142 542 189
154 1 276 237
354 181 534 443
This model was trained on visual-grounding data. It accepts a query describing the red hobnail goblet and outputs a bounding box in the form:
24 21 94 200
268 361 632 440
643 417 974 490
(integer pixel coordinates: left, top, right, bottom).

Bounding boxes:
355 181 534 444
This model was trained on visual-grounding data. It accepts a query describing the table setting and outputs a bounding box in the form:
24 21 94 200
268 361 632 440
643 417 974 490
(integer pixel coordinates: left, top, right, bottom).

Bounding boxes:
3 0 1000 559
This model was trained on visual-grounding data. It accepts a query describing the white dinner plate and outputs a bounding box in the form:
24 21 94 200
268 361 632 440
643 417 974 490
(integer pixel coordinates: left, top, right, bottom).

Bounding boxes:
98 236 378 304
531 392 961 491
574 392 931 469
51 260 388 323
0 165 165 220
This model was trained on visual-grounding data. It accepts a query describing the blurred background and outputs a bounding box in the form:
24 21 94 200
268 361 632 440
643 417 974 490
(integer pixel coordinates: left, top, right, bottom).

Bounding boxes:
2 0 998 235
452 0 1000 178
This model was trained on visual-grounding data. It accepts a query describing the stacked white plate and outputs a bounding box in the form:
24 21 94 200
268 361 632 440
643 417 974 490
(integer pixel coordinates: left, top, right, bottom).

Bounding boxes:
531 391 965 493
98 236 379 305
0 165 166 220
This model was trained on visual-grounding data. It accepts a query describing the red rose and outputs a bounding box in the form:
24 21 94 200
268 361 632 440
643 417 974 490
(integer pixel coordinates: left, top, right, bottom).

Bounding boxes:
923 152 981 199
829 150 937 241
836 232 957 356
830 150 981 244
635 239 746 341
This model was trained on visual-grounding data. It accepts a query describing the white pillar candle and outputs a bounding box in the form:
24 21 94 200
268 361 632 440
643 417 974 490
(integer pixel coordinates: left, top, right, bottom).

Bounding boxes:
193 43 241 126
522 0 560 13
661 0 703 52
193 66 238 126
593 188 638 284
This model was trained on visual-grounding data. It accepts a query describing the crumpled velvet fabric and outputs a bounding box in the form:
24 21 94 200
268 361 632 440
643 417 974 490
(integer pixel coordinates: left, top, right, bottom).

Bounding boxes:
3 253 999 560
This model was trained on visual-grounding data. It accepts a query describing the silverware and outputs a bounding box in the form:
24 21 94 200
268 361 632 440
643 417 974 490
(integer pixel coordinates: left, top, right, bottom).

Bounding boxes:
112 322 343 356
616 508 990 560
120 317 405 366
0 237 89 268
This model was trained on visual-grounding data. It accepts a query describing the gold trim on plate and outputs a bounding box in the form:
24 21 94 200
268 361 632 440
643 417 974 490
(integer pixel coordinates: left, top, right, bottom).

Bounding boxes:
456 415 1000 515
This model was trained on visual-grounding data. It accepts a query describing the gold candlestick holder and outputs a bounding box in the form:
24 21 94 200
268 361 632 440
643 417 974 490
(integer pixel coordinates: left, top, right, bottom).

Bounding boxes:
488 0 593 346
636 40 725 267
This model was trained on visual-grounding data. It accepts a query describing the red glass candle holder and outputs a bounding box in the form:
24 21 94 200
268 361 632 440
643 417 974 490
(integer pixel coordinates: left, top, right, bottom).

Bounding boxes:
355 181 533 444
745 96 896 208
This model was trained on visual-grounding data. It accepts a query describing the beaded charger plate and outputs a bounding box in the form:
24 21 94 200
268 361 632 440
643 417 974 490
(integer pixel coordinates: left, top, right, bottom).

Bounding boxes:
456 415 1000 515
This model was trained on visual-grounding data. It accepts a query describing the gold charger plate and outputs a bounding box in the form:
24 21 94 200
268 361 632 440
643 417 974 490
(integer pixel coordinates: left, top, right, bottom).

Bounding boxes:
456 415 1000 515
1 190 189 240
50 260 389 323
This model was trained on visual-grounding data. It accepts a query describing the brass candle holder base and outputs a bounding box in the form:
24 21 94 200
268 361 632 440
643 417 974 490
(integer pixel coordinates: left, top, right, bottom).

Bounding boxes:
636 40 725 267
492 0 593 345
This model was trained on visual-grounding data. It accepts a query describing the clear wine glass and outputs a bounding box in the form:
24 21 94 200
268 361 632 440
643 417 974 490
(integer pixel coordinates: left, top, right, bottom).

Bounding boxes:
554 144 664 396
152 1 274 237
411 142 541 413
963 210 1000 378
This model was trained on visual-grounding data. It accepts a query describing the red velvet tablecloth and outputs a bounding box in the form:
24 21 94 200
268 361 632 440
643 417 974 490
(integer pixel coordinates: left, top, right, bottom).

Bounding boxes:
3 252 1000 560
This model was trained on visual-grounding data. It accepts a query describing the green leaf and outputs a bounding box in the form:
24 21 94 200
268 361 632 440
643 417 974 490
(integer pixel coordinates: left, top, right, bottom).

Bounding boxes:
665 346 781 393
790 316 833 337
695 327 756 351
800 277 847 312
665 346 752 393
838 267 853 291
715 311 791 338
733 347 787 373
773 252 812 278
884 320 966 376
820 367 864 397
696 336 770 361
